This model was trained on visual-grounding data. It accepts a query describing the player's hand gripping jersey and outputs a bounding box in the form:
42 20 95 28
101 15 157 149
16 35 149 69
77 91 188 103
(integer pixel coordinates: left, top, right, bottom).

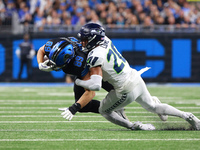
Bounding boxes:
87 36 139 93
44 37 89 78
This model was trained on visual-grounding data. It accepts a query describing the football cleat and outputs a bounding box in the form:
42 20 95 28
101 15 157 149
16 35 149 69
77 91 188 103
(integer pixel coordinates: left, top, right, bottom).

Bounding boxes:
131 121 155 130
115 108 129 121
185 113 200 130
152 96 168 121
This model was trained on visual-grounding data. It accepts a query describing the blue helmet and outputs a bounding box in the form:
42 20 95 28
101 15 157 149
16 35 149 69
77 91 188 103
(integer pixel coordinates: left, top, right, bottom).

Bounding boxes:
49 40 75 68
77 23 105 51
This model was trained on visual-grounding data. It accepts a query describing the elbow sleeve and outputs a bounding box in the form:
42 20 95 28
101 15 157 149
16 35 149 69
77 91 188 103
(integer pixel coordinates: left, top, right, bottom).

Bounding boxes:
75 75 102 91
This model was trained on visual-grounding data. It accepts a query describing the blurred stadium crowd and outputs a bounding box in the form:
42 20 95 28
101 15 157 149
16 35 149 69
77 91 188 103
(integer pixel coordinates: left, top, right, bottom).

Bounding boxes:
0 0 200 30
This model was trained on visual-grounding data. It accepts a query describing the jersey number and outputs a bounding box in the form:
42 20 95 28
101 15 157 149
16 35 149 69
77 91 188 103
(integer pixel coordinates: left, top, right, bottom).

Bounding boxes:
74 56 83 67
44 41 53 52
107 43 126 74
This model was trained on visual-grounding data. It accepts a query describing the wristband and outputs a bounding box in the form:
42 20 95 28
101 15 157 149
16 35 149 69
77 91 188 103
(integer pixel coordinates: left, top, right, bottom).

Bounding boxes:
69 103 81 115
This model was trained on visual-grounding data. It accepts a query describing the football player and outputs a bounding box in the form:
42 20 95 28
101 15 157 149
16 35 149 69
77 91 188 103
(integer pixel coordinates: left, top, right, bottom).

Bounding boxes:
37 37 128 120
65 23 200 130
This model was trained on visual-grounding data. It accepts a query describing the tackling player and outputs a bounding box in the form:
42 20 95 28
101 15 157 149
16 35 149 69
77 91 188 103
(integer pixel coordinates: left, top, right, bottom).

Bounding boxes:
37 37 128 120
64 23 200 130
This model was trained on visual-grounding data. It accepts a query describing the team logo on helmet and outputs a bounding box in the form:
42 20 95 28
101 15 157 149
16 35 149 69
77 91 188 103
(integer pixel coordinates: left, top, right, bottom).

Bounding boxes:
49 41 75 68
78 23 105 51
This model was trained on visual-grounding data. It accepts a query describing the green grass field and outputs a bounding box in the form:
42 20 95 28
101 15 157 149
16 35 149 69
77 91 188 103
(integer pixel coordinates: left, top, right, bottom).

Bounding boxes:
0 85 200 150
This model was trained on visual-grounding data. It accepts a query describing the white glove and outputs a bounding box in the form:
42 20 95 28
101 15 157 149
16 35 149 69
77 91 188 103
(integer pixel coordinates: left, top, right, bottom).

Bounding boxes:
39 60 55 72
58 108 74 121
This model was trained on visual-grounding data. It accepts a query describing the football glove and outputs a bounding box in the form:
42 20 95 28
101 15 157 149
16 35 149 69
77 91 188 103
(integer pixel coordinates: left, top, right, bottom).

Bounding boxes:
58 103 81 121
58 108 74 121
39 59 55 72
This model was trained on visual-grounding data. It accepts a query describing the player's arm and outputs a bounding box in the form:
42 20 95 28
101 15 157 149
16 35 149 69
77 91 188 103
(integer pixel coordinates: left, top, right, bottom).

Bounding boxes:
76 72 96 108
58 72 96 121
69 72 96 110
75 66 103 91
37 45 45 64
37 45 56 72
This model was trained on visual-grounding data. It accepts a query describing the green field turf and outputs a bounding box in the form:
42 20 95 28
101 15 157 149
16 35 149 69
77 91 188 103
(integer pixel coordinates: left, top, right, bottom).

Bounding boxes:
0 85 200 150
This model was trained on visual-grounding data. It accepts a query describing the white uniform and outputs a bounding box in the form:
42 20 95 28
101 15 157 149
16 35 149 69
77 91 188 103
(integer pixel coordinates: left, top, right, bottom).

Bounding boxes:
87 36 139 93
85 36 200 130
87 37 148 118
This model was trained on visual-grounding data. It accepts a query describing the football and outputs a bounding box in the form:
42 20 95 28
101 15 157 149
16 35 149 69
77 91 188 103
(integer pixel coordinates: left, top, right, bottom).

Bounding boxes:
43 55 54 66
43 55 49 61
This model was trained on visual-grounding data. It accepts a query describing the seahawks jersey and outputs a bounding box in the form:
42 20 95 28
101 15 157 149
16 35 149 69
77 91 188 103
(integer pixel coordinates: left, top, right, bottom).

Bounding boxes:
87 36 138 92
44 37 88 78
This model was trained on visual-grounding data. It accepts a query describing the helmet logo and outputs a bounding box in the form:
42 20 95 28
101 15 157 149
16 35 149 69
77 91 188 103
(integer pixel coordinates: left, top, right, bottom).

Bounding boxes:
91 29 105 36
64 54 71 60
79 23 105 51
91 29 99 34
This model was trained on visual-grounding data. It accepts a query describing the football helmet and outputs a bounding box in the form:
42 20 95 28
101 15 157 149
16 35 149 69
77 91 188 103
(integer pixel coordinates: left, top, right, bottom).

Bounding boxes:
49 40 75 68
77 23 105 51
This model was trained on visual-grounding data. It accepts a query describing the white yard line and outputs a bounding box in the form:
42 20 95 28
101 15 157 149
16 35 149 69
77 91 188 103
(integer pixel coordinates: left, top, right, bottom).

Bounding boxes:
0 115 159 118
0 121 108 123
0 111 64 113
0 129 132 131
0 115 199 118
124 107 200 109
0 107 60 109
37 93 74 96
0 139 199 141
0 103 70 105
0 111 200 114
0 100 74 102
0 121 188 123
0 99 192 102
0 106 199 110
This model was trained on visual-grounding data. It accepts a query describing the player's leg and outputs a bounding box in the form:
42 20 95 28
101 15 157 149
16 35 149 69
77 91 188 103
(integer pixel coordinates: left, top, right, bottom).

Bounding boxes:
99 90 155 130
73 80 116 114
74 83 100 113
135 76 200 130
115 108 129 121
151 96 168 121
135 77 186 117
99 90 133 129
102 81 129 120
